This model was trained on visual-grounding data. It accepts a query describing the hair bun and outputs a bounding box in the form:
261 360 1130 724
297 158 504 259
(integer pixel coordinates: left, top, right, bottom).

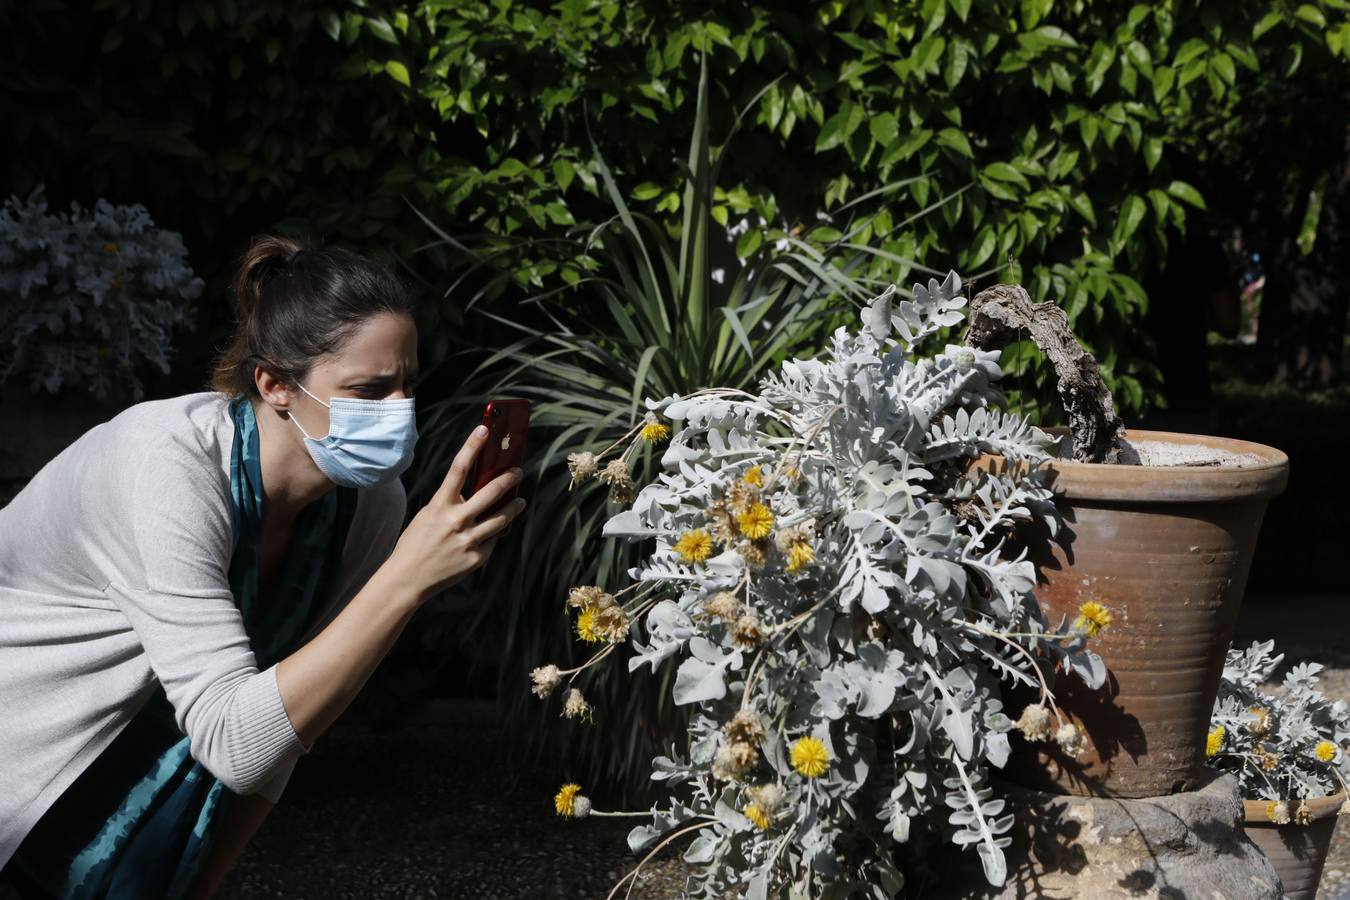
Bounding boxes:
235 234 307 317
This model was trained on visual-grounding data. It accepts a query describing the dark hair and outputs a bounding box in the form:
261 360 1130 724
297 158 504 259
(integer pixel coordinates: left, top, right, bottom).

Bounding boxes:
212 235 415 396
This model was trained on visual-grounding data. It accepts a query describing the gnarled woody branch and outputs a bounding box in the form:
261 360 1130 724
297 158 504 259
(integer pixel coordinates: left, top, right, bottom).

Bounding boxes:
963 283 1132 464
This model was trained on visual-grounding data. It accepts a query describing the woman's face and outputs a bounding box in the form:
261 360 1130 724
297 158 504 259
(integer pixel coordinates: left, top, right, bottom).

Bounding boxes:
287 312 419 440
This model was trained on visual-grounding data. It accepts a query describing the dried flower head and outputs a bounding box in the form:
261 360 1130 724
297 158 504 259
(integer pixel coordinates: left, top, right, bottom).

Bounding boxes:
594 604 631 643
790 736 830 778
1255 747 1281 772
701 591 742 625
1267 800 1291 825
1295 801 1314 826
1206 725 1225 758
712 741 757 781
732 613 767 649
674 529 714 564
1315 740 1338 763
952 348 977 374
562 688 593 723
704 501 739 546
747 782 787 819
1246 705 1273 738
1014 704 1053 742
567 585 608 609
554 783 583 818
566 451 599 482
1072 601 1113 638
1055 722 1086 756
599 458 635 502
774 525 809 552
726 481 759 516
726 709 767 746
737 538 771 569
738 503 775 540
598 457 632 486
530 664 561 699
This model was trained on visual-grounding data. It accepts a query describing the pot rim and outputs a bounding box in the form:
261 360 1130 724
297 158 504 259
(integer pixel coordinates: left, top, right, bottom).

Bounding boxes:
1037 429 1290 504
1242 792 1346 825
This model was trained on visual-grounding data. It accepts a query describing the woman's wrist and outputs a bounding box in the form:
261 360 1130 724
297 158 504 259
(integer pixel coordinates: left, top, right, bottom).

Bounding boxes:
368 560 425 615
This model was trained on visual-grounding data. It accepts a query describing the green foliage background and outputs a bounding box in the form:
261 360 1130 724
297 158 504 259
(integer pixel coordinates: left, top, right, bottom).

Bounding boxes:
4 0 1347 787
6 1 1345 408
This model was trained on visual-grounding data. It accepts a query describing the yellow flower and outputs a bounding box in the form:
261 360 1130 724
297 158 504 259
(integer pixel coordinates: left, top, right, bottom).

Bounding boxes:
1072 601 1113 638
1315 740 1338 763
674 529 714 564
575 606 601 643
1267 800 1291 824
790 736 830 779
640 421 671 443
744 802 771 830
786 541 815 573
555 783 582 817
744 465 764 487
1206 725 1225 757
737 503 775 540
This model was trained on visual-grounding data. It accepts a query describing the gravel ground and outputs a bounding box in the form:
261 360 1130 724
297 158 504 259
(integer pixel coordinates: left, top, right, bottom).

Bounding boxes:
0 699 696 900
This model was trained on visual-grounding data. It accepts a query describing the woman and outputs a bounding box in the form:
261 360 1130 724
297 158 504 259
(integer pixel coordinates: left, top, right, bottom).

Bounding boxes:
0 235 524 898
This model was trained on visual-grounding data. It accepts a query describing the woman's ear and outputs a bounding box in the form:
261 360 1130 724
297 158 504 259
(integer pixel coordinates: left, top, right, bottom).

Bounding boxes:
253 364 294 417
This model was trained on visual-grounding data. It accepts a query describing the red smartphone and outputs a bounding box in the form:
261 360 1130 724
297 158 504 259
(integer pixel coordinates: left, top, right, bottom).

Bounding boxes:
469 398 531 533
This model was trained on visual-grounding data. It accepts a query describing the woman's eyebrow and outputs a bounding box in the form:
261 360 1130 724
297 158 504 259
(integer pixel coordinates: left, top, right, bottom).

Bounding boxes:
344 369 419 384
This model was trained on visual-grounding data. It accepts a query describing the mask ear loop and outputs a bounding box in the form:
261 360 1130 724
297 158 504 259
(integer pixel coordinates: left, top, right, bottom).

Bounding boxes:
287 382 331 440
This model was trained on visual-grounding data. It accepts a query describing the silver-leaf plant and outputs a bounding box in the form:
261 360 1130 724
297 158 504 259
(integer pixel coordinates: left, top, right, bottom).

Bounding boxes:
537 274 1109 898
1208 640 1350 824
0 186 204 402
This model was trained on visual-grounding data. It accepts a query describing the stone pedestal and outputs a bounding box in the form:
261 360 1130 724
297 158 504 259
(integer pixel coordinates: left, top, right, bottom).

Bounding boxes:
945 772 1281 899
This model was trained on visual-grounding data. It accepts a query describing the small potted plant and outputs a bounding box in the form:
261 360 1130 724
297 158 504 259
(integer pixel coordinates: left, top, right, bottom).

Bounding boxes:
1208 640 1350 900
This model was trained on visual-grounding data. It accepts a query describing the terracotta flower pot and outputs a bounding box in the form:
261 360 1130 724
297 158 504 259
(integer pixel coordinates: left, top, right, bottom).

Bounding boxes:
1003 429 1288 798
1243 794 1344 899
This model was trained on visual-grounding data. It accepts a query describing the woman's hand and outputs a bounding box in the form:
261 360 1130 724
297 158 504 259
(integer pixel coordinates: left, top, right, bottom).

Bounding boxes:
385 425 526 601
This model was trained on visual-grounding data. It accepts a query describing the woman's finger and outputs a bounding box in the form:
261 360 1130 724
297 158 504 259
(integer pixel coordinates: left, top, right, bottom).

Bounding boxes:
435 425 489 505
467 498 526 544
459 468 523 520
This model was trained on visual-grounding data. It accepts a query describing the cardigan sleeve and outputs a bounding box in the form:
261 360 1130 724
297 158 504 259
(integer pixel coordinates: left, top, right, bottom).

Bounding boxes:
107 434 308 796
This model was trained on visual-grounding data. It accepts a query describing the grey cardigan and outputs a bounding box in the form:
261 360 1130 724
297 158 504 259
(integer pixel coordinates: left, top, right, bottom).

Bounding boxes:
0 392 405 866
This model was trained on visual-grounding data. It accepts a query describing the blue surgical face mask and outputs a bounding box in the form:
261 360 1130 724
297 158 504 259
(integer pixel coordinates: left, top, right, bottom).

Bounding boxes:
288 382 418 488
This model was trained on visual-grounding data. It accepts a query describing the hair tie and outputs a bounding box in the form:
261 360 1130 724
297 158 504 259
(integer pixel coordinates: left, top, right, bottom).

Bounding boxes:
284 249 306 277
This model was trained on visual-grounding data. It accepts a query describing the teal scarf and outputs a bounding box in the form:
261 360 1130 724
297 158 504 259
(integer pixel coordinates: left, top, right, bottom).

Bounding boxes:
7 398 356 899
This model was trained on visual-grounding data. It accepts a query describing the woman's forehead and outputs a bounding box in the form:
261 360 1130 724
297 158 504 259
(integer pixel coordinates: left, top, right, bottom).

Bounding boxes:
322 313 418 376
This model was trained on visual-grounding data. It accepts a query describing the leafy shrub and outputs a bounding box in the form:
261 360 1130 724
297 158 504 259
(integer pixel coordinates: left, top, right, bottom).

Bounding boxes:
0 188 204 402
537 277 1108 895
409 64 923 789
392 0 1349 419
